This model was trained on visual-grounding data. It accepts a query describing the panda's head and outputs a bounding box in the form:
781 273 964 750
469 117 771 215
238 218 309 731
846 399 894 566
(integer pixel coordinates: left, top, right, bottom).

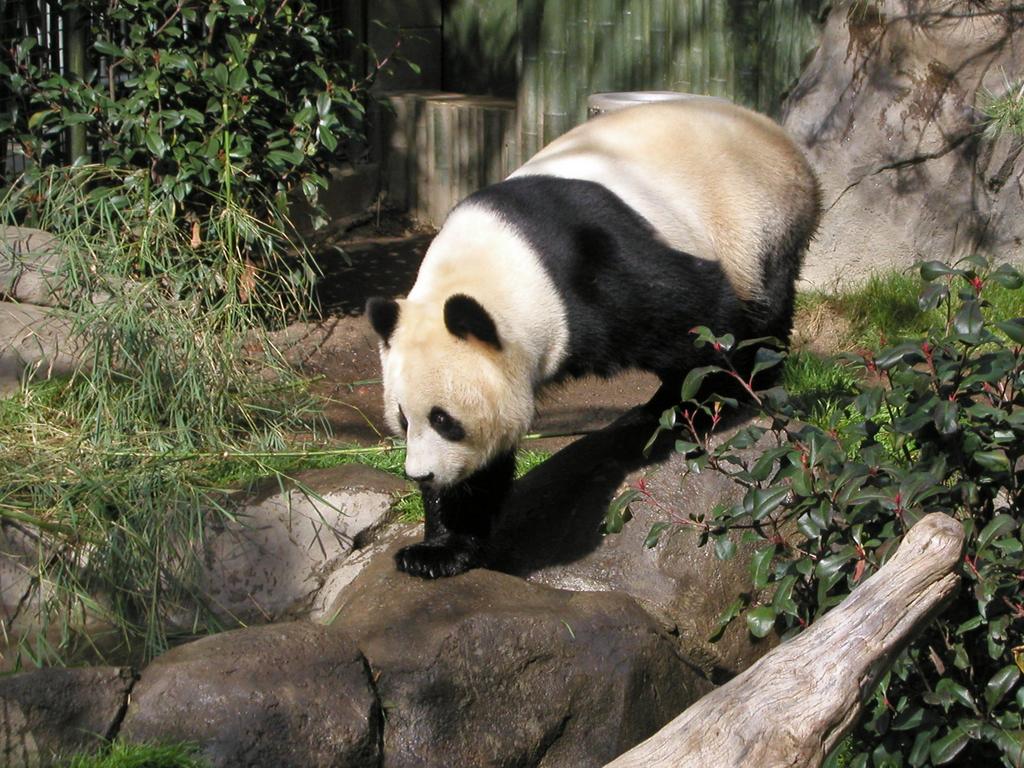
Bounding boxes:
366 293 533 488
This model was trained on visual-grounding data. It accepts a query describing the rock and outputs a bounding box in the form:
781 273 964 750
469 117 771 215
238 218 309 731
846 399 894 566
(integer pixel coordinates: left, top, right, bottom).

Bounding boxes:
783 1 1024 289
493 409 778 678
0 666 134 767
328 544 712 768
1 228 64 307
200 464 410 624
0 524 44 668
0 302 81 395
121 621 379 768
310 521 422 622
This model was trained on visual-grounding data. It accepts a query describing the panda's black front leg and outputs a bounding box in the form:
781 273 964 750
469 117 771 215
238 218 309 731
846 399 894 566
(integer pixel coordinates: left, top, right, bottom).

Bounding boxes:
394 449 517 579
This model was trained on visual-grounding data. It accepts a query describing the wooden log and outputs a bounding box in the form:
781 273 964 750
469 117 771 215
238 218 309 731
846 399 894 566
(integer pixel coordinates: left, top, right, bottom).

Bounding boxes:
606 512 965 768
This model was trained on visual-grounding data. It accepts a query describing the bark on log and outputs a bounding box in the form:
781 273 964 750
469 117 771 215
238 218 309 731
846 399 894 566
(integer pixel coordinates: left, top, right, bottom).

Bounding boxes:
606 512 965 768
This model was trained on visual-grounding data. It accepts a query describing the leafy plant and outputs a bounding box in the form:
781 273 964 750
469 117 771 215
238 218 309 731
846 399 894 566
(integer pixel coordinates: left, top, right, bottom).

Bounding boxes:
626 256 1024 766
0 0 404 664
1 0 372 229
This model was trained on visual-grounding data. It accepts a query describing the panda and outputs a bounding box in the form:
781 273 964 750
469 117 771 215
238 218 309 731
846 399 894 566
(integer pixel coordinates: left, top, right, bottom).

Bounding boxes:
366 97 820 579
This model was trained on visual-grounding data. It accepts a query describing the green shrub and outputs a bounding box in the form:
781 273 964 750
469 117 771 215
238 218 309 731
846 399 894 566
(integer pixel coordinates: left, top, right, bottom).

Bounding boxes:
0 0 396 664
2 0 368 228
630 256 1024 766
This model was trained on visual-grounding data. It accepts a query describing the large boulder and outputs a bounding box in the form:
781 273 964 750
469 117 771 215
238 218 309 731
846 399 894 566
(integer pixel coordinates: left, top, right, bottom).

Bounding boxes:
121 621 379 768
784 1 1024 288
0 666 134 767
327 544 712 768
0 302 80 395
493 410 779 678
0 228 65 307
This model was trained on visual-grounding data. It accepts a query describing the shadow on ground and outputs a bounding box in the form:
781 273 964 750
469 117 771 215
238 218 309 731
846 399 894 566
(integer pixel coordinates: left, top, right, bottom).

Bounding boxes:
492 405 675 575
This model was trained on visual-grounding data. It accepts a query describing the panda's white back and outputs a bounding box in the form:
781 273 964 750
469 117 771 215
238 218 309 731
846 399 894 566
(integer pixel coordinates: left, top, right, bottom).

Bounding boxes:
509 97 817 303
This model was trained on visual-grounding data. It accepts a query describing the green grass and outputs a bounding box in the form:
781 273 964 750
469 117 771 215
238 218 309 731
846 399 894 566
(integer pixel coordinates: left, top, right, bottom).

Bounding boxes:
980 80 1024 138
825 271 935 346
782 351 858 401
797 268 1024 353
61 741 207 768
1 165 322 664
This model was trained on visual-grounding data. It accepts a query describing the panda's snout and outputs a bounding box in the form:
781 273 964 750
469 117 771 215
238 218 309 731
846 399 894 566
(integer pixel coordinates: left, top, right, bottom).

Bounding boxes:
406 470 435 484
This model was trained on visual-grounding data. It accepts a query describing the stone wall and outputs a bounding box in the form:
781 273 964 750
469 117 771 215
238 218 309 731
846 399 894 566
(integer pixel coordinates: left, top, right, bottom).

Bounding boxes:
783 1 1024 289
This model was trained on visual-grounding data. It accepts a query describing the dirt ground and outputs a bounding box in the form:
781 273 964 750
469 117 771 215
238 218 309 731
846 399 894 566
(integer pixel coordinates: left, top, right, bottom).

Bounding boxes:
280 219 836 453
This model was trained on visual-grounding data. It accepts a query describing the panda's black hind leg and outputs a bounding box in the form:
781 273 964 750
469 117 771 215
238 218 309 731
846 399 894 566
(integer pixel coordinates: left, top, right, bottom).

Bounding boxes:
395 449 516 579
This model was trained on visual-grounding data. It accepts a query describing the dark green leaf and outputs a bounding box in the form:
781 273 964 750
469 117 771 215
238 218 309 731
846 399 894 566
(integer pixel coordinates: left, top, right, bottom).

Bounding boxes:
644 522 670 549
228 66 248 91
919 282 949 310
748 486 790 521
876 342 926 369
714 535 737 561
977 514 1016 552
996 318 1024 345
750 545 776 590
603 490 639 535
93 39 126 57
751 347 785 377
954 300 984 336
680 366 721 402
892 706 927 731
933 400 959 435
973 449 1010 473
909 726 939 767
991 263 1023 289
985 664 1020 710
709 597 744 641
145 129 167 157
854 387 883 419
816 549 853 579
929 727 969 765
745 605 776 638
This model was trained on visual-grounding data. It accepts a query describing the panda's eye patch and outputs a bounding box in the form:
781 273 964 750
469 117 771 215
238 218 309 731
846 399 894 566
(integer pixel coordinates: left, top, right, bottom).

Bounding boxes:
429 406 465 441
397 406 408 433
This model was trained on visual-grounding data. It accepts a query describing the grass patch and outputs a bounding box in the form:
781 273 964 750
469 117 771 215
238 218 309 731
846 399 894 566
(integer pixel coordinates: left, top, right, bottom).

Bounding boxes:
61 741 207 768
1 165 322 664
980 80 1024 137
827 271 935 346
782 351 858 400
797 267 1024 352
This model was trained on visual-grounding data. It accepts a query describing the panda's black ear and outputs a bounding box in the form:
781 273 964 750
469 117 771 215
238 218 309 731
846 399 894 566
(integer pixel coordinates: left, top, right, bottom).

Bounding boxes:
366 297 400 345
444 294 502 350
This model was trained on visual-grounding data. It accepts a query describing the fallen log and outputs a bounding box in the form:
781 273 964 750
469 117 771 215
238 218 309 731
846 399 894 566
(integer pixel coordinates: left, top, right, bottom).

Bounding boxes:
606 512 965 768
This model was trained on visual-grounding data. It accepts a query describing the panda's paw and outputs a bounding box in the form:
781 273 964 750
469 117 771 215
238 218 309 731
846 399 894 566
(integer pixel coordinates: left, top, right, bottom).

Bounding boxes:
395 535 485 579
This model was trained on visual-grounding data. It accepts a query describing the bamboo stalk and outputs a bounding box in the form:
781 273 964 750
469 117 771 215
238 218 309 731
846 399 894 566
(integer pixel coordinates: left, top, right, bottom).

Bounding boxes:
591 0 617 95
542 0 570 144
518 0 542 160
649 0 669 90
671 0 691 92
63 6 87 162
708 0 728 98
